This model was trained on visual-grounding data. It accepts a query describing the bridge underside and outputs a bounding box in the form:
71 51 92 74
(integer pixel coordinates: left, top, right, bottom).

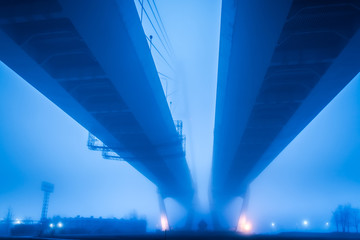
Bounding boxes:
0 0 193 206
211 0 360 224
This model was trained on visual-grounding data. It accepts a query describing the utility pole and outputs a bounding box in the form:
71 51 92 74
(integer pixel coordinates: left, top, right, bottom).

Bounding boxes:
5 208 12 236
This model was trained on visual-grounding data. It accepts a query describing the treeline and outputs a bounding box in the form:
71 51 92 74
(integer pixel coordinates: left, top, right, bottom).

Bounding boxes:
332 204 360 233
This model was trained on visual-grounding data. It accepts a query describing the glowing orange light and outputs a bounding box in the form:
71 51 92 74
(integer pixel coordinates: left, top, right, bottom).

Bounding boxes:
244 223 252 231
236 214 252 233
160 215 169 231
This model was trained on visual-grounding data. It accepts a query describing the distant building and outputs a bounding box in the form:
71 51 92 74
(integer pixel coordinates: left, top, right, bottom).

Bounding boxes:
11 223 40 236
0 216 146 236
49 216 147 234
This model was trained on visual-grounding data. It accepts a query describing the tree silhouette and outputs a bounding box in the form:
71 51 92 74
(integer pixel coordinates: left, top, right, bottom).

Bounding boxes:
332 204 360 233
353 208 360 233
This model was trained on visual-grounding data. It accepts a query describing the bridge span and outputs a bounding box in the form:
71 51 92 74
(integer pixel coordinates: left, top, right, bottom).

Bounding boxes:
211 0 360 228
0 0 194 216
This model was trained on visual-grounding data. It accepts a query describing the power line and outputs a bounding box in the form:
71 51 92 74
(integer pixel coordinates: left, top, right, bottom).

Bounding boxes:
146 0 172 55
140 0 144 22
137 0 172 59
152 0 174 54
146 35 174 72
158 72 173 80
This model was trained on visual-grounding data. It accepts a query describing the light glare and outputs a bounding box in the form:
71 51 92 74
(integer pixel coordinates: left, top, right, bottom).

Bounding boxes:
236 214 252 233
160 215 169 231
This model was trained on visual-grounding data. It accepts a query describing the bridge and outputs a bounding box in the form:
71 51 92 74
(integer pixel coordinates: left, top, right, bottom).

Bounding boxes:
211 0 360 229
1 0 360 232
0 0 194 225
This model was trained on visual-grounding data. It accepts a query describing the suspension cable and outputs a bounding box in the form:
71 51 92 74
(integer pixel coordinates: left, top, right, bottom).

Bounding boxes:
137 0 172 58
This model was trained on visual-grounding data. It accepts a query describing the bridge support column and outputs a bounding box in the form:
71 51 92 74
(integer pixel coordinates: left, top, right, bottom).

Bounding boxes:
157 190 170 231
236 188 251 233
184 205 194 230
211 206 222 230
210 194 227 231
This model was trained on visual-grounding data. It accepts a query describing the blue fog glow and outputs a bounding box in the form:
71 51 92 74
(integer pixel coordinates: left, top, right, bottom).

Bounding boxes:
0 62 160 229
0 0 222 231
0 0 359 234
248 73 360 233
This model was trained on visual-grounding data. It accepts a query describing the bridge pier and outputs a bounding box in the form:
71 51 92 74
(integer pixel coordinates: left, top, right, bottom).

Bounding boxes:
184 207 194 230
236 189 251 233
211 208 223 231
210 193 228 231
157 190 170 231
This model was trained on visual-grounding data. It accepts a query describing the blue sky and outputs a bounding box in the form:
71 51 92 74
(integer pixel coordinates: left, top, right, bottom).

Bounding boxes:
1 0 360 233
